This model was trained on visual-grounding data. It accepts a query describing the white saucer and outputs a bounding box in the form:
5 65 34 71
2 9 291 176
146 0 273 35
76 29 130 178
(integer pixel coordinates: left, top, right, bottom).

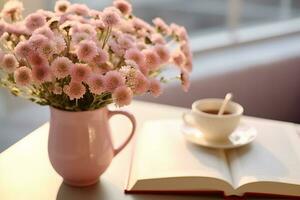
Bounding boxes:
181 122 257 149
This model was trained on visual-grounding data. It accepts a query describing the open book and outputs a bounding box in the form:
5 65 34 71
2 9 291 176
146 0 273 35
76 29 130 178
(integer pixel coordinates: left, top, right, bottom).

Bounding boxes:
125 118 300 198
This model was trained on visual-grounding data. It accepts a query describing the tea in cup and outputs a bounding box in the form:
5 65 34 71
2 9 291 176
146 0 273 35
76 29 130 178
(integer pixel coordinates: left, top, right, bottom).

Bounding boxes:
183 98 244 142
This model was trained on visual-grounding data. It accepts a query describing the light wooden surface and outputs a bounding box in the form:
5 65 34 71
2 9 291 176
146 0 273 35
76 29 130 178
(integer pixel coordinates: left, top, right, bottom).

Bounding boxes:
0 101 298 200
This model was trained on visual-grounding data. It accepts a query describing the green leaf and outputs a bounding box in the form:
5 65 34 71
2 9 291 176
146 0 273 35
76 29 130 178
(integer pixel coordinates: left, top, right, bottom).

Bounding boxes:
78 90 94 110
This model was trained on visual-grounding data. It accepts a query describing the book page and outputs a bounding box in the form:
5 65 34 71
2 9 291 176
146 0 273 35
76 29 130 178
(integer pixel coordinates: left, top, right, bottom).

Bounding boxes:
127 119 233 191
227 117 300 194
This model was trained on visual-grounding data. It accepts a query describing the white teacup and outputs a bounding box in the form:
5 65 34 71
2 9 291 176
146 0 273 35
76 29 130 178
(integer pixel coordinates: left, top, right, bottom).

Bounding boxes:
183 98 244 142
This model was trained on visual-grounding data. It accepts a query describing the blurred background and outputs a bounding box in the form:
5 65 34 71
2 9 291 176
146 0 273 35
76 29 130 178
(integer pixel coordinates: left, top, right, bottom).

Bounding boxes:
1 0 300 152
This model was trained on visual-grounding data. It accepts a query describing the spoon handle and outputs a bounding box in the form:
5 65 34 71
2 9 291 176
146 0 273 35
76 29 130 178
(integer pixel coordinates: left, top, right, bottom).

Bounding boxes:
218 93 233 116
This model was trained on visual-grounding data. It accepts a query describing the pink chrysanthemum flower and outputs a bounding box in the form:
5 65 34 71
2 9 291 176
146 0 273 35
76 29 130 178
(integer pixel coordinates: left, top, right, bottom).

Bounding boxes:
69 14 88 24
14 41 32 58
136 29 149 38
5 22 28 36
119 19 135 34
132 18 145 30
154 44 170 64
67 3 89 16
55 0 71 14
1 54 19 73
79 23 97 37
132 18 154 33
113 0 132 15
152 17 169 34
134 71 149 94
94 62 113 74
111 30 121 38
170 23 180 34
125 48 145 67
180 42 193 72
181 70 190 92
54 34 66 54
117 35 134 50
33 26 54 39
71 32 90 45
136 42 147 50
112 86 133 107
52 84 63 95
177 26 188 41
76 40 97 62
0 21 6 37
63 82 86 100
60 16 73 25
119 65 131 76
125 60 139 69
0 32 9 40
1 0 23 20
51 57 72 79
104 71 125 92
91 19 105 29
172 51 185 67
121 33 135 42
90 64 103 74
38 41 56 57
69 24 81 35
151 33 166 45
138 64 149 76
102 7 120 27
119 65 137 88
28 34 47 50
143 49 160 70
32 64 51 83
24 13 46 31
180 42 191 57
0 50 4 63
70 63 92 82
109 39 125 56
149 79 162 97
28 52 48 67
14 66 32 86
184 59 193 72
59 17 74 28
93 48 108 65
87 74 106 94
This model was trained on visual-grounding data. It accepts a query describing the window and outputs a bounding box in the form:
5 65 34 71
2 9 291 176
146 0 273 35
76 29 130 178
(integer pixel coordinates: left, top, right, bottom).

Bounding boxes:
5 0 300 51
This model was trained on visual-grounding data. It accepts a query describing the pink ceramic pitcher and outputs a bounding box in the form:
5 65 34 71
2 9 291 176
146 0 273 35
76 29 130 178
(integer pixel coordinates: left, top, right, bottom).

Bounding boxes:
48 106 136 187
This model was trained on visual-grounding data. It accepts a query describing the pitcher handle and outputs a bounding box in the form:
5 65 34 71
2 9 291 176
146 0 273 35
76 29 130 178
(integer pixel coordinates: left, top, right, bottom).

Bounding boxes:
108 110 136 156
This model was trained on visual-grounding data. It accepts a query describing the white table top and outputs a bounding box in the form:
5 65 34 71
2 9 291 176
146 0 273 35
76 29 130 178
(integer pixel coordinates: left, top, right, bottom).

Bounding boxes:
0 101 298 200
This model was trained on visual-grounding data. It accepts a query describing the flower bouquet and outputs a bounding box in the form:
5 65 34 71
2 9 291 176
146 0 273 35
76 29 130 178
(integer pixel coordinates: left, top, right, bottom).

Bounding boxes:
0 0 192 111
0 0 193 186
